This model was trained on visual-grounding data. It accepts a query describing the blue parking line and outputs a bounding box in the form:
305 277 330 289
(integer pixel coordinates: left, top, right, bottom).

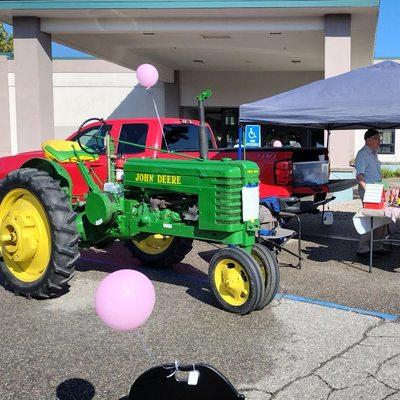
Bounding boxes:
276 293 398 321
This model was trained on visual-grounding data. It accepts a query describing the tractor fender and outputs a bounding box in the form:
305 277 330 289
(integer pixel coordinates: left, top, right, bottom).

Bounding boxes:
21 157 72 199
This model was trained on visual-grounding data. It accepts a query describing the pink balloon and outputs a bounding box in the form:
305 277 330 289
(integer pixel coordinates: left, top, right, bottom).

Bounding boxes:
136 64 159 89
94 270 155 331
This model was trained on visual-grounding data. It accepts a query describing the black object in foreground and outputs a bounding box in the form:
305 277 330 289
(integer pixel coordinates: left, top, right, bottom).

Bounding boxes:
128 362 245 400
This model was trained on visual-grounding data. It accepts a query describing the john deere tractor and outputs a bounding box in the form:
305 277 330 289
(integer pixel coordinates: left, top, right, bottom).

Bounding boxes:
0 95 279 314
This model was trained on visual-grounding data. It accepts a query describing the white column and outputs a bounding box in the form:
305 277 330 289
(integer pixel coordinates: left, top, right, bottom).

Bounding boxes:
0 55 11 156
13 17 54 153
324 14 354 169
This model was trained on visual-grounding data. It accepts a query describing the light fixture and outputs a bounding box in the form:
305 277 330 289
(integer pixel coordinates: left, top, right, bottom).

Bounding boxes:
291 60 301 64
269 32 282 35
193 59 204 63
142 32 155 35
201 34 231 39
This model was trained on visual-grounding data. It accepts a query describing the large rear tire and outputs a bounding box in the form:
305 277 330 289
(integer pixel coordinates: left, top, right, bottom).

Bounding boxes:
126 235 193 267
209 247 264 314
0 168 80 298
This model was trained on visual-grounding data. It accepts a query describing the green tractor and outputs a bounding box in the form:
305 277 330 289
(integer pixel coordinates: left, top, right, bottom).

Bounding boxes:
0 96 279 314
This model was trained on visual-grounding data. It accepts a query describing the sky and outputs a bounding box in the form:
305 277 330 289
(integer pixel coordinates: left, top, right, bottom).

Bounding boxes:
3 0 400 59
375 0 399 58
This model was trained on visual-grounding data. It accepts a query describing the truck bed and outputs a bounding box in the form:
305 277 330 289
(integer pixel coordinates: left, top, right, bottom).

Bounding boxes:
208 147 332 198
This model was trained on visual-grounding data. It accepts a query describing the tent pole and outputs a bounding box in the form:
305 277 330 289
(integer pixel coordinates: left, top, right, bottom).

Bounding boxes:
327 129 331 149
324 129 330 148
238 124 243 160
238 122 247 160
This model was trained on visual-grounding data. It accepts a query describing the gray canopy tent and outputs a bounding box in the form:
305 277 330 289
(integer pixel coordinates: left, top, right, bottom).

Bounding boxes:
239 60 400 130
240 61 400 272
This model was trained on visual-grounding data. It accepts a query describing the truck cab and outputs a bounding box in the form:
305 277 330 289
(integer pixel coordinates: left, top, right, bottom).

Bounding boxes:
0 117 355 207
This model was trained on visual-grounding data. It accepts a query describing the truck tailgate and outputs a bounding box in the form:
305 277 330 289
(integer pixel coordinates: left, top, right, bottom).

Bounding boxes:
326 179 357 193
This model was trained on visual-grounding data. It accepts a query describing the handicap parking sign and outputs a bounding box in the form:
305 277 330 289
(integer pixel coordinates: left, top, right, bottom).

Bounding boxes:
244 125 261 147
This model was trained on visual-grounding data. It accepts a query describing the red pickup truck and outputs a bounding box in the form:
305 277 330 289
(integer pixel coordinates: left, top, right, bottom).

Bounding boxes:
0 117 355 208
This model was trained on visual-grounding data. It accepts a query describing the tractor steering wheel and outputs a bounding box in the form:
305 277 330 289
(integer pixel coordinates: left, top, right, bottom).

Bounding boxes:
77 117 110 155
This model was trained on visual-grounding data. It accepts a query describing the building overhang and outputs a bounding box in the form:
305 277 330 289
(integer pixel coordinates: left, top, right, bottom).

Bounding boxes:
0 1 380 9
0 1 379 82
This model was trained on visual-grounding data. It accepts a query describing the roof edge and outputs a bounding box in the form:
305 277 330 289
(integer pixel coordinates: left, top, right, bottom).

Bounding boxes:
375 56 400 60
0 1 380 10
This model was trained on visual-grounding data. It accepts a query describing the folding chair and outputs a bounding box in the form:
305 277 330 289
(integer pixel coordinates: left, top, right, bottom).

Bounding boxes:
258 197 303 269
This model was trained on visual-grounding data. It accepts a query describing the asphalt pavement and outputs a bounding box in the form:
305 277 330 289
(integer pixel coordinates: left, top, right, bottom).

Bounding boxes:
279 203 400 315
0 201 399 400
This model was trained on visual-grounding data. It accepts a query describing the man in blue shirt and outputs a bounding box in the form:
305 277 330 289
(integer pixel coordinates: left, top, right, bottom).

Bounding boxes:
355 128 389 257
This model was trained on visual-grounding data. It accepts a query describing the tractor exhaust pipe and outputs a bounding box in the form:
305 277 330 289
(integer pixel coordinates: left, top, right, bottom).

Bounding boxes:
196 90 212 160
198 100 208 160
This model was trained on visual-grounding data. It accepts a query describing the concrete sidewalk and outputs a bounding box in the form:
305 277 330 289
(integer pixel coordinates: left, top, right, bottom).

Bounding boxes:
239 298 400 400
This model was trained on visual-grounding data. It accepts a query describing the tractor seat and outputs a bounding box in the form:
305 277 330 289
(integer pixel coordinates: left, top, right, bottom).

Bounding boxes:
42 140 99 163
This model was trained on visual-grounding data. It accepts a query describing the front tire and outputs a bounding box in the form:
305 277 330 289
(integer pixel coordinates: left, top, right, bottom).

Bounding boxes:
126 235 193 267
209 247 264 314
0 168 80 298
252 243 280 310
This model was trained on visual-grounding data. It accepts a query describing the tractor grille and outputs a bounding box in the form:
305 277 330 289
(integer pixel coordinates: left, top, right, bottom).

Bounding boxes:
215 177 242 224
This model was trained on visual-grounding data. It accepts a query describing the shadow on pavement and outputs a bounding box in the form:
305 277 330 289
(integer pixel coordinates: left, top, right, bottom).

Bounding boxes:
284 210 400 273
286 210 360 240
197 249 219 263
300 233 400 273
76 248 221 310
56 378 95 400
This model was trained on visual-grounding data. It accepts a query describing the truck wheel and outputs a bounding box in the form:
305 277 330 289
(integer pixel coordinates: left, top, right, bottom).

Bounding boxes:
209 247 264 314
0 168 80 299
126 235 193 267
251 243 280 310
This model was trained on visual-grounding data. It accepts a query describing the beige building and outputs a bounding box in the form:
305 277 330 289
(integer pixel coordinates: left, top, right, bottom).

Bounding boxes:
0 57 167 156
0 0 380 181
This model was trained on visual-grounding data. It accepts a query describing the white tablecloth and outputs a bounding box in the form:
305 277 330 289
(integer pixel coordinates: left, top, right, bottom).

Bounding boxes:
353 207 400 234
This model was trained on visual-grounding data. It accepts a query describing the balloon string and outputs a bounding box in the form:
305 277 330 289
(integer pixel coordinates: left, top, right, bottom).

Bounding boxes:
151 93 170 152
134 330 155 366
165 360 180 378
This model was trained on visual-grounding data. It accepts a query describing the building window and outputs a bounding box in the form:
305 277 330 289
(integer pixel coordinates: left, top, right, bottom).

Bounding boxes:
378 129 395 154
204 108 239 148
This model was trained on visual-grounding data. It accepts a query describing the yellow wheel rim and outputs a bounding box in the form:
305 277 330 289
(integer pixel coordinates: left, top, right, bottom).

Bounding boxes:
213 258 250 306
0 188 51 283
133 234 174 255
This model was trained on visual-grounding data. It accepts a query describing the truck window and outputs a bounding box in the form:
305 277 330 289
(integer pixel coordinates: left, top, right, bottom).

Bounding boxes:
72 124 112 154
117 124 148 154
162 124 214 151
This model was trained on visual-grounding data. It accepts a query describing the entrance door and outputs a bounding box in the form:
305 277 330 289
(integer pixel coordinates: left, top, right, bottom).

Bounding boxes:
222 109 239 147
205 108 238 148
